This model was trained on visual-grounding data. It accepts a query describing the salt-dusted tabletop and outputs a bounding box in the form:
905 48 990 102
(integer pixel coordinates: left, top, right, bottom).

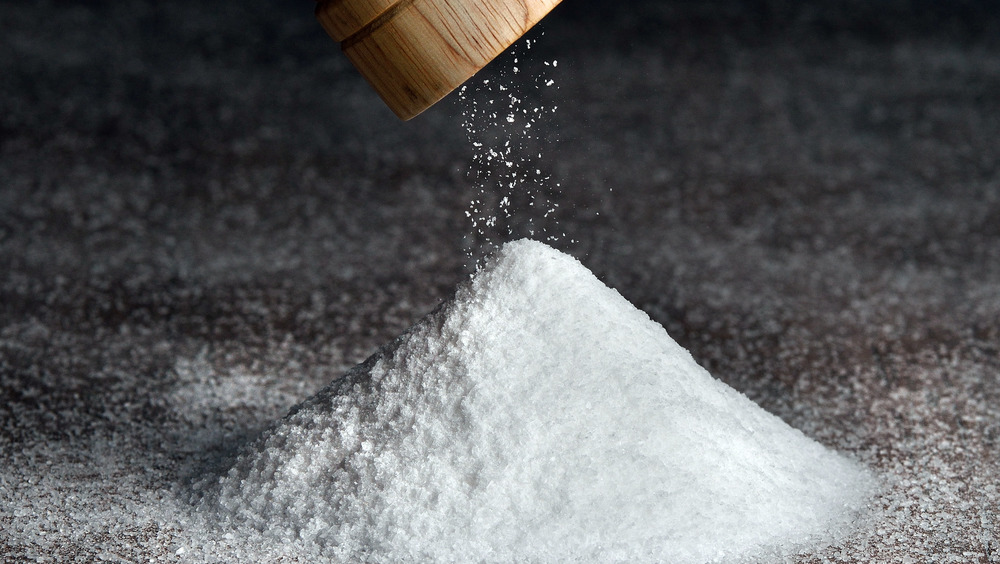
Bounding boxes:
2 1 998 561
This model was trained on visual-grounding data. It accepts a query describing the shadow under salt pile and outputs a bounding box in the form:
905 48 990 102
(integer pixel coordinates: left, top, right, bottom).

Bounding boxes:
203 239 874 563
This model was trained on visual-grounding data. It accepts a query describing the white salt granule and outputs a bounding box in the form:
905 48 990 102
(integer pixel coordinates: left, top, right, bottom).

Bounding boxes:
459 35 562 262
203 240 875 563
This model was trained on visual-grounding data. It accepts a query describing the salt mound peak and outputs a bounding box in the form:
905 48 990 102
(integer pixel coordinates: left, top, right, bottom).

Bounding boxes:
205 239 874 563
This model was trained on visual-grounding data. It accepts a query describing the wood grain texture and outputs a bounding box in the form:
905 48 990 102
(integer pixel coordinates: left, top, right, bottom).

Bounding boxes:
316 0 563 119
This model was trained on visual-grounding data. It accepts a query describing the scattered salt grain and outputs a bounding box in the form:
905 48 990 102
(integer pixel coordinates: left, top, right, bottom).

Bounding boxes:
203 239 875 563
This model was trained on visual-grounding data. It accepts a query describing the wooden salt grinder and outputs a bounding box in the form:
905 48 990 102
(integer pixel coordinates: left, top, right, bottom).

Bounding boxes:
315 0 563 120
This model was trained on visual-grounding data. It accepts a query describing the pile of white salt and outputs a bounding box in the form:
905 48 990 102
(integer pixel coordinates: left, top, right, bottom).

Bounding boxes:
203 239 874 563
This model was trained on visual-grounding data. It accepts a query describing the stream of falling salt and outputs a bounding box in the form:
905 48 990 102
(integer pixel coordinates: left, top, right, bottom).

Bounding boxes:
459 36 563 268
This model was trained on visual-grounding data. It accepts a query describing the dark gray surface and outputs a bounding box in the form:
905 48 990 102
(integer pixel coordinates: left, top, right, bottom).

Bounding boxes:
2 0 999 561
